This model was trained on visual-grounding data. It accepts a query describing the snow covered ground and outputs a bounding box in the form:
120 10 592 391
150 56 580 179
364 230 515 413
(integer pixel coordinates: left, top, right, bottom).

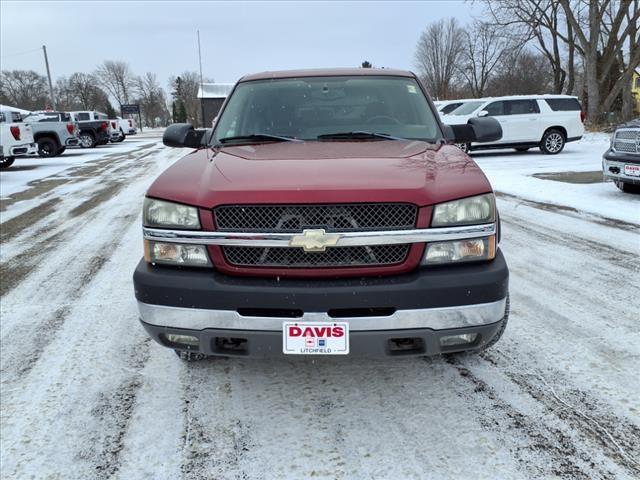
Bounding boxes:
1 132 638 479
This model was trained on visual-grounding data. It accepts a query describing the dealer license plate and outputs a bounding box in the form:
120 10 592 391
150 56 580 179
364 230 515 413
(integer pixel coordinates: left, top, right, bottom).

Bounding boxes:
282 322 349 355
624 165 640 177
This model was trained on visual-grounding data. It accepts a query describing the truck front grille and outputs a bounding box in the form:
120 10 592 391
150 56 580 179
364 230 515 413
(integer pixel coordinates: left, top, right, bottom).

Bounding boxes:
613 129 640 154
215 203 417 232
223 244 410 268
214 203 417 268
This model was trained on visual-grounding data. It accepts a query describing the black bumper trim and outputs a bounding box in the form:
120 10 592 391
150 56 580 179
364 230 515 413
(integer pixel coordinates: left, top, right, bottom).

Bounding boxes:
133 250 509 312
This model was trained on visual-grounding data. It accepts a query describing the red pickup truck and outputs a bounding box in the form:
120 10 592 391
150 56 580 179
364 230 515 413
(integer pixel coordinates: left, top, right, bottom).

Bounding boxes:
133 68 509 360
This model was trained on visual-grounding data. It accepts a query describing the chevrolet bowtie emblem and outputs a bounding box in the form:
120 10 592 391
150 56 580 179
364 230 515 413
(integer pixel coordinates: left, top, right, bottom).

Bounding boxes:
289 229 340 252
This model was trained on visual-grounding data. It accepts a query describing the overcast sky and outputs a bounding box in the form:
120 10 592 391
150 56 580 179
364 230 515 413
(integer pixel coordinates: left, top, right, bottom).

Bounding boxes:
1 1 481 89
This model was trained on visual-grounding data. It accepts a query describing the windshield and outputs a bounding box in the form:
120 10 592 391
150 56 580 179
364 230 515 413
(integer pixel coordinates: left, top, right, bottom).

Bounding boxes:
212 76 440 144
448 101 485 115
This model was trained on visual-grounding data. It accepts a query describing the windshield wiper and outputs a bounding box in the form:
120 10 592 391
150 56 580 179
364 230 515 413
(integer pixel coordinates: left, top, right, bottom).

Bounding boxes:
217 133 302 145
317 131 406 141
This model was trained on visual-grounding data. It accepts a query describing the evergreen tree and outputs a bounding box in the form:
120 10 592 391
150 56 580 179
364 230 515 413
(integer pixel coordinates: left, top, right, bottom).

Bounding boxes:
177 101 187 123
172 102 177 123
361 61 372 68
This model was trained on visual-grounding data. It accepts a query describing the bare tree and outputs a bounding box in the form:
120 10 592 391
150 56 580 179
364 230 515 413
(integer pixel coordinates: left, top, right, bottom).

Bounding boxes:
486 50 554 96
414 18 464 99
95 60 135 106
168 71 213 126
134 72 170 127
487 0 640 122
0 70 49 110
458 22 512 97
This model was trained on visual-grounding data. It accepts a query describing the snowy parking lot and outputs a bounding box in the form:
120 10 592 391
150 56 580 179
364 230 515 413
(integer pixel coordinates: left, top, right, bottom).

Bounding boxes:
1 132 638 479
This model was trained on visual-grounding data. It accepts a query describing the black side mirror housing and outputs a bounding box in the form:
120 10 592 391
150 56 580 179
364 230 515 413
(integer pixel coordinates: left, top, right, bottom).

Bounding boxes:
163 123 207 148
443 117 502 144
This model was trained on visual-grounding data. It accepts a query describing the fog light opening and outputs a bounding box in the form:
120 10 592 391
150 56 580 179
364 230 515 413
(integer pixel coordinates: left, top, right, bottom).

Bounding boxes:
163 333 200 349
388 337 425 355
439 333 478 347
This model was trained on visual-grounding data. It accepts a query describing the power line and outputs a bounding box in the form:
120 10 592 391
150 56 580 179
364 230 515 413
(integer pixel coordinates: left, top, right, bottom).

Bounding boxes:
0 47 42 59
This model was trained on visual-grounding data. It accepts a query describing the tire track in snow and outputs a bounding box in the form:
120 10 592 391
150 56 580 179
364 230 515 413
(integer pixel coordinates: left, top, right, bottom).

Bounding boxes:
443 356 615 480
179 361 256 480
77 338 151 480
479 349 640 476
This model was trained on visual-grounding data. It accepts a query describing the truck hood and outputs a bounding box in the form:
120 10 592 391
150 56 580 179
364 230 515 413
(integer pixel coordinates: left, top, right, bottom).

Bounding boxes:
147 141 492 208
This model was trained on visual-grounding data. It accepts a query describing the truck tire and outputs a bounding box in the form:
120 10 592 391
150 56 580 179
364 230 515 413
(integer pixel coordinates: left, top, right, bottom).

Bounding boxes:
455 142 470 153
37 137 59 157
79 132 96 148
478 295 510 351
0 156 15 168
56 147 66 155
539 129 565 154
175 350 208 361
615 181 640 194
117 130 126 142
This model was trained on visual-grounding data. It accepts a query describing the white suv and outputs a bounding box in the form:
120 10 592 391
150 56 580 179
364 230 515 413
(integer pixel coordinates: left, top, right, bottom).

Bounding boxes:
441 95 585 154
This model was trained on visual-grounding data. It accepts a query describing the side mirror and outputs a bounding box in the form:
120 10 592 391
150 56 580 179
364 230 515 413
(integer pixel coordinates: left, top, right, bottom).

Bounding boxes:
163 123 206 148
443 117 502 144
477 110 489 117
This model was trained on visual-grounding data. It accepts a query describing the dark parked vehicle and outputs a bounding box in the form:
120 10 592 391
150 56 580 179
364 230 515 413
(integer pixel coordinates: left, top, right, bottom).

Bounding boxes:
603 119 640 193
133 68 508 361
69 111 110 148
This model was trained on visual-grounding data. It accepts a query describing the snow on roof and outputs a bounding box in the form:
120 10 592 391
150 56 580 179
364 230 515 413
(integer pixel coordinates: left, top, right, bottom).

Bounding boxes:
197 83 235 99
0 104 31 114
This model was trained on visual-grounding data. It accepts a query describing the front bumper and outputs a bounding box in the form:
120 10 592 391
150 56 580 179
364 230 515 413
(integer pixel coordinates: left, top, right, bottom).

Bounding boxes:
133 249 509 357
602 149 640 184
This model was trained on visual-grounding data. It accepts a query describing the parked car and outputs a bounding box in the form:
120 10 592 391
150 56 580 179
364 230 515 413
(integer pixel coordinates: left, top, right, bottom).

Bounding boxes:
434 98 477 115
0 110 38 168
108 119 124 143
441 95 585 154
69 111 110 148
133 68 509 361
602 118 640 193
22 111 80 157
117 116 137 135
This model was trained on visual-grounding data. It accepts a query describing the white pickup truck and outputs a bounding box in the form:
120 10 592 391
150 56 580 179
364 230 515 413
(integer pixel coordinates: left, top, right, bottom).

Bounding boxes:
117 116 137 136
0 110 38 168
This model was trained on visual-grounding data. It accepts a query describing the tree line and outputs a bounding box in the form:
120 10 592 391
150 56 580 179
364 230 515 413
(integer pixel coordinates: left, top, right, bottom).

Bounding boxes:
0 60 209 127
414 0 639 123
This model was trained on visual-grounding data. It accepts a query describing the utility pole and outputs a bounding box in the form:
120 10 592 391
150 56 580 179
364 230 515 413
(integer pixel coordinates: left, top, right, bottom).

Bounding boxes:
197 30 206 128
42 45 56 110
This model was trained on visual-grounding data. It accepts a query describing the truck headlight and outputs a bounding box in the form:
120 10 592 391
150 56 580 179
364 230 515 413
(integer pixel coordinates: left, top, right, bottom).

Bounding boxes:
143 198 200 228
432 194 495 227
144 240 211 267
422 237 495 265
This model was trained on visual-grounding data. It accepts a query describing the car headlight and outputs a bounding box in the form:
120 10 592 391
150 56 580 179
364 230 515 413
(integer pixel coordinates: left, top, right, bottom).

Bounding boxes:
421 237 495 265
144 240 211 267
431 193 495 227
143 198 200 228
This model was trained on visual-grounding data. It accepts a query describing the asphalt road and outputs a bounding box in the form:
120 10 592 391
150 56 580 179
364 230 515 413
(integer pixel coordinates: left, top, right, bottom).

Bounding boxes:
1 134 638 480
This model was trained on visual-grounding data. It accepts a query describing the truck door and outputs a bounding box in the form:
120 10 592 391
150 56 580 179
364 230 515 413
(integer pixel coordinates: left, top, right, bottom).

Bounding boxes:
502 99 541 143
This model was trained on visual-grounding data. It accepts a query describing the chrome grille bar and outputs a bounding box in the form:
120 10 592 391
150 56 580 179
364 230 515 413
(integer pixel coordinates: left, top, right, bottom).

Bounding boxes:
143 223 496 247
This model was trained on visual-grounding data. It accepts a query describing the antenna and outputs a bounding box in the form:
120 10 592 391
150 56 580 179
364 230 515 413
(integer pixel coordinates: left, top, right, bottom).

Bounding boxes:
197 30 205 128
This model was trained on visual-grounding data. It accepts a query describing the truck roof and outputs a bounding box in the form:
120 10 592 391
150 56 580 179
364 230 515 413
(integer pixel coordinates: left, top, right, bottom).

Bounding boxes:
240 68 415 82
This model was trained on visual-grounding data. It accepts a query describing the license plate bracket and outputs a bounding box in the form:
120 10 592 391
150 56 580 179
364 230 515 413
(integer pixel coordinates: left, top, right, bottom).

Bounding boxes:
282 321 349 355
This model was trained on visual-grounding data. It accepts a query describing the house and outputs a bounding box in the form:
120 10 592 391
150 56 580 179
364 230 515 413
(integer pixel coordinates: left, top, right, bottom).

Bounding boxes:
632 68 640 113
197 83 234 127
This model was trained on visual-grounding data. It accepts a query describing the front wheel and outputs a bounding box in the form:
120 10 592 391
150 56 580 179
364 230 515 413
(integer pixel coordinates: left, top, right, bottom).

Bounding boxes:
56 147 66 155
615 181 640 194
0 156 15 169
117 131 126 142
79 132 96 148
540 129 565 154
